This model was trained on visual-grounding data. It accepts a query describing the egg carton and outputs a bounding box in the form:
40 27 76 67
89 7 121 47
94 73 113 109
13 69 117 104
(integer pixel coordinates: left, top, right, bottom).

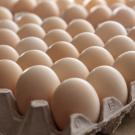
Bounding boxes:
0 82 135 135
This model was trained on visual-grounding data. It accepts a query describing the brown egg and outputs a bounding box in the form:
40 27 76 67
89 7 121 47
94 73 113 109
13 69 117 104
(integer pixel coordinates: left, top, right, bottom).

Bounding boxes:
79 46 114 71
114 51 135 84
0 6 13 20
0 28 20 48
106 0 125 6
17 50 53 70
34 1 59 19
66 19 95 37
51 78 100 130
0 20 19 32
17 23 45 39
44 29 72 46
128 26 135 41
87 66 128 104
0 59 22 95
112 7 135 28
16 37 48 55
16 65 60 114
87 5 112 28
42 17 67 32
52 58 89 81
62 5 88 23
105 35 135 59
0 45 19 61
13 0 37 13
16 13 42 27
72 32 104 53
95 21 127 43
47 41 79 62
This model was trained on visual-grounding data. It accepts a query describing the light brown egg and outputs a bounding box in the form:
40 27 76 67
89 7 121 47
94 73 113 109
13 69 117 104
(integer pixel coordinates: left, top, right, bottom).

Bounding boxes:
62 5 88 23
0 20 19 32
13 0 37 13
0 28 20 48
79 46 114 71
87 66 128 104
16 37 48 55
0 59 22 95
42 17 67 33
66 19 95 37
47 41 79 62
87 5 112 28
52 58 89 81
105 35 135 59
0 6 13 20
44 29 72 46
106 0 125 6
128 26 135 41
17 23 45 39
112 7 135 28
114 51 135 85
51 78 100 130
0 45 19 61
95 21 127 43
72 32 104 53
16 13 42 27
16 65 60 114
34 1 59 19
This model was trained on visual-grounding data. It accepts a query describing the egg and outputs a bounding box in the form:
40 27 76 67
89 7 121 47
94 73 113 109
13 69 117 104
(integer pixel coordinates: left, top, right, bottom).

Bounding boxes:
114 51 135 84
16 65 60 114
0 20 19 32
47 41 79 62
42 17 67 33
0 59 22 95
87 66 128 105
72 32 104 53
17 50 53 70
110 2 126 10
128 26 135 41
44 29 72 46
52 58 89 81
51 78 100 130
17 23 45 39
105 35 135 59
16 37 48 55
0 28 20 48
62 5 88 23
112 7 135 28
79 46 114 71
87 5 112 28
95 21 127 43
106 0 125 6
34 1 59 19
66 19 95 37
0 6 13 20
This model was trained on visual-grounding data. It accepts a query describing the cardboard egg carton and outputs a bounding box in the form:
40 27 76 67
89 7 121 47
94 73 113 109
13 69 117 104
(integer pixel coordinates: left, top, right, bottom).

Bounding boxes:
0 82 135 135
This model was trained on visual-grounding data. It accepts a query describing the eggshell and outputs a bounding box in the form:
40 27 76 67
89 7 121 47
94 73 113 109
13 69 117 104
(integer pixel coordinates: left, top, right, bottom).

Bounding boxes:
87 5 112 28
95 21 127 43
17 23 45 39
72 32 104 53
79 46 114 71
0 28 20 48
128 26 135 41
16 65 60 114
114 51 135 84
105 35 135 59
47 41 79 62
0 59 22 95
52 58 89 81
62 5 88 23
42 17 67 32
44 29 72 46
51 78 100 129
87 66 128 105
17 50 53 70
34 1 59 19
66 19 95 37
16 37 48 55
